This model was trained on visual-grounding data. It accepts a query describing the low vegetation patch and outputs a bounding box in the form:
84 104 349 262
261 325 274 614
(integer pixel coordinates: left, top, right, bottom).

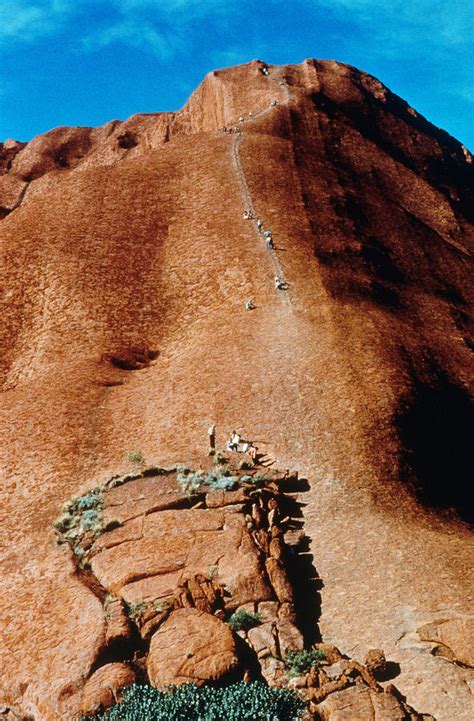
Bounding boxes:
79 682 305 720
125 598 170 623
177 465 268 496
177 467 239 494
227 610 261 632
284 648 326 676
54 466 176 564
53 487 114 564
125 451 145 465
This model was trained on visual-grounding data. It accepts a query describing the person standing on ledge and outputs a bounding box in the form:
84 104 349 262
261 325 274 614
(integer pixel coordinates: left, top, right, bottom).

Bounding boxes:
208 424 216 455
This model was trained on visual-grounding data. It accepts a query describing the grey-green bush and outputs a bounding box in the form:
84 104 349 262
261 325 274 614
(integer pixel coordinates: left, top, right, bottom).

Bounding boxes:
227 610 261 632
284 648 325 676
79 682 305 720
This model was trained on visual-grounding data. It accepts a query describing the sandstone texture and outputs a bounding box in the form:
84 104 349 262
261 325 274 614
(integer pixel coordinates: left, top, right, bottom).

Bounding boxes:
0 58 473 720
147 608 238 687
79 663 136 717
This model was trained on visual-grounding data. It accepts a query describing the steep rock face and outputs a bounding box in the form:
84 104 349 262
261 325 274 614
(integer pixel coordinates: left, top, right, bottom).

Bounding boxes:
0 59 473 720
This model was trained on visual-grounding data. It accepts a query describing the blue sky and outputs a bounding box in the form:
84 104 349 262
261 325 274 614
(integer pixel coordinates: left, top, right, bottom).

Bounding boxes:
1 1 473 148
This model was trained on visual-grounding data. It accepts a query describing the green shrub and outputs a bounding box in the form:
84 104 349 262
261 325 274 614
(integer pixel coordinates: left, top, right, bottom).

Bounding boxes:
209 474 238 491
284 649 325 676
54 487 119 565
247 473 268 487
125 600 148 622
177 467 239 495
227 610 261 632
125 451 145 464
79 681 305 720
125 598 169 622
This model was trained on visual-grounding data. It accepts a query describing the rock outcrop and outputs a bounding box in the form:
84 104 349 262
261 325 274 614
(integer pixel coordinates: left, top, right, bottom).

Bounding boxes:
50 460 433 719
147 608 238 687
0 59 472 720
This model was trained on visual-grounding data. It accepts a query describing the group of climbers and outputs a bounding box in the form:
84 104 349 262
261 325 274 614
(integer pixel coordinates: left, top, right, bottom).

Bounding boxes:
263 229 274 249
252 217 275 249
208 426 258 461
227 430 258 460
227 65 290 308
274 276 288 290
244 213 289 293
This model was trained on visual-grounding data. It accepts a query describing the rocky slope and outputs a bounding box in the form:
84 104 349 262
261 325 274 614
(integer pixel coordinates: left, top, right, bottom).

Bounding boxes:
0 59 473 720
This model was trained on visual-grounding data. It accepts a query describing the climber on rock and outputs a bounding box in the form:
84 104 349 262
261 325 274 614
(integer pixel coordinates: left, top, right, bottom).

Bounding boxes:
245 299 256 310
242 441 258 460
271 100 278 107
266 236 274 249
208 424 216 455
227 431 241 452
257 219 263 232
264 229 272 238
275 276 288 290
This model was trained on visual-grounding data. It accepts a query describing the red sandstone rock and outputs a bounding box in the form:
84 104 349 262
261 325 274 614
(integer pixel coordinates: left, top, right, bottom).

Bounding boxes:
418 618 474 667
365 649 388 677
147 608 238 686
315 684 422 720
265 558 293 603
276 616 304 655
0 58 473 721
104 597 132 646
79 663 136 717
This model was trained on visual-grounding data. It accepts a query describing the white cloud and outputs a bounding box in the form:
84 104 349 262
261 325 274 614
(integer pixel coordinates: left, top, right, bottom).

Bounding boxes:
82 17 182 58
81 0 229 56
317 0 474 54
0 0 227 49
0 0 74 42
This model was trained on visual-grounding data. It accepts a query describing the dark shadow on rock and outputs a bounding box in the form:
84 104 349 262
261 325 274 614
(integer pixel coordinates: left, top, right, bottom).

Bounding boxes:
289 546 323 645
278 476 310 493
395 358 474 526
376 661 401 682
90 630 145 677
103 347 159 371
234 634 265 682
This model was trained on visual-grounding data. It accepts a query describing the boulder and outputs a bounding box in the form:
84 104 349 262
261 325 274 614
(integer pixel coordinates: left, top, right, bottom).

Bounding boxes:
269 537 286 560
316 684 419 720
277 616 304 655
79 663 136 717
92 511 272 608
247 622 276 658
257 600 279 623
260 656 285 685
102 475 190 525
147 608 239 687
265 558 293 603
365 649 387 677
418 618 474 667
314 643 343 665
104 597 132 645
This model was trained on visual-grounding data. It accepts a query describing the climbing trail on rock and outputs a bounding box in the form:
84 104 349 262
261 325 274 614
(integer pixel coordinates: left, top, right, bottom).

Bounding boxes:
230 66 294 309
2 180 31 218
